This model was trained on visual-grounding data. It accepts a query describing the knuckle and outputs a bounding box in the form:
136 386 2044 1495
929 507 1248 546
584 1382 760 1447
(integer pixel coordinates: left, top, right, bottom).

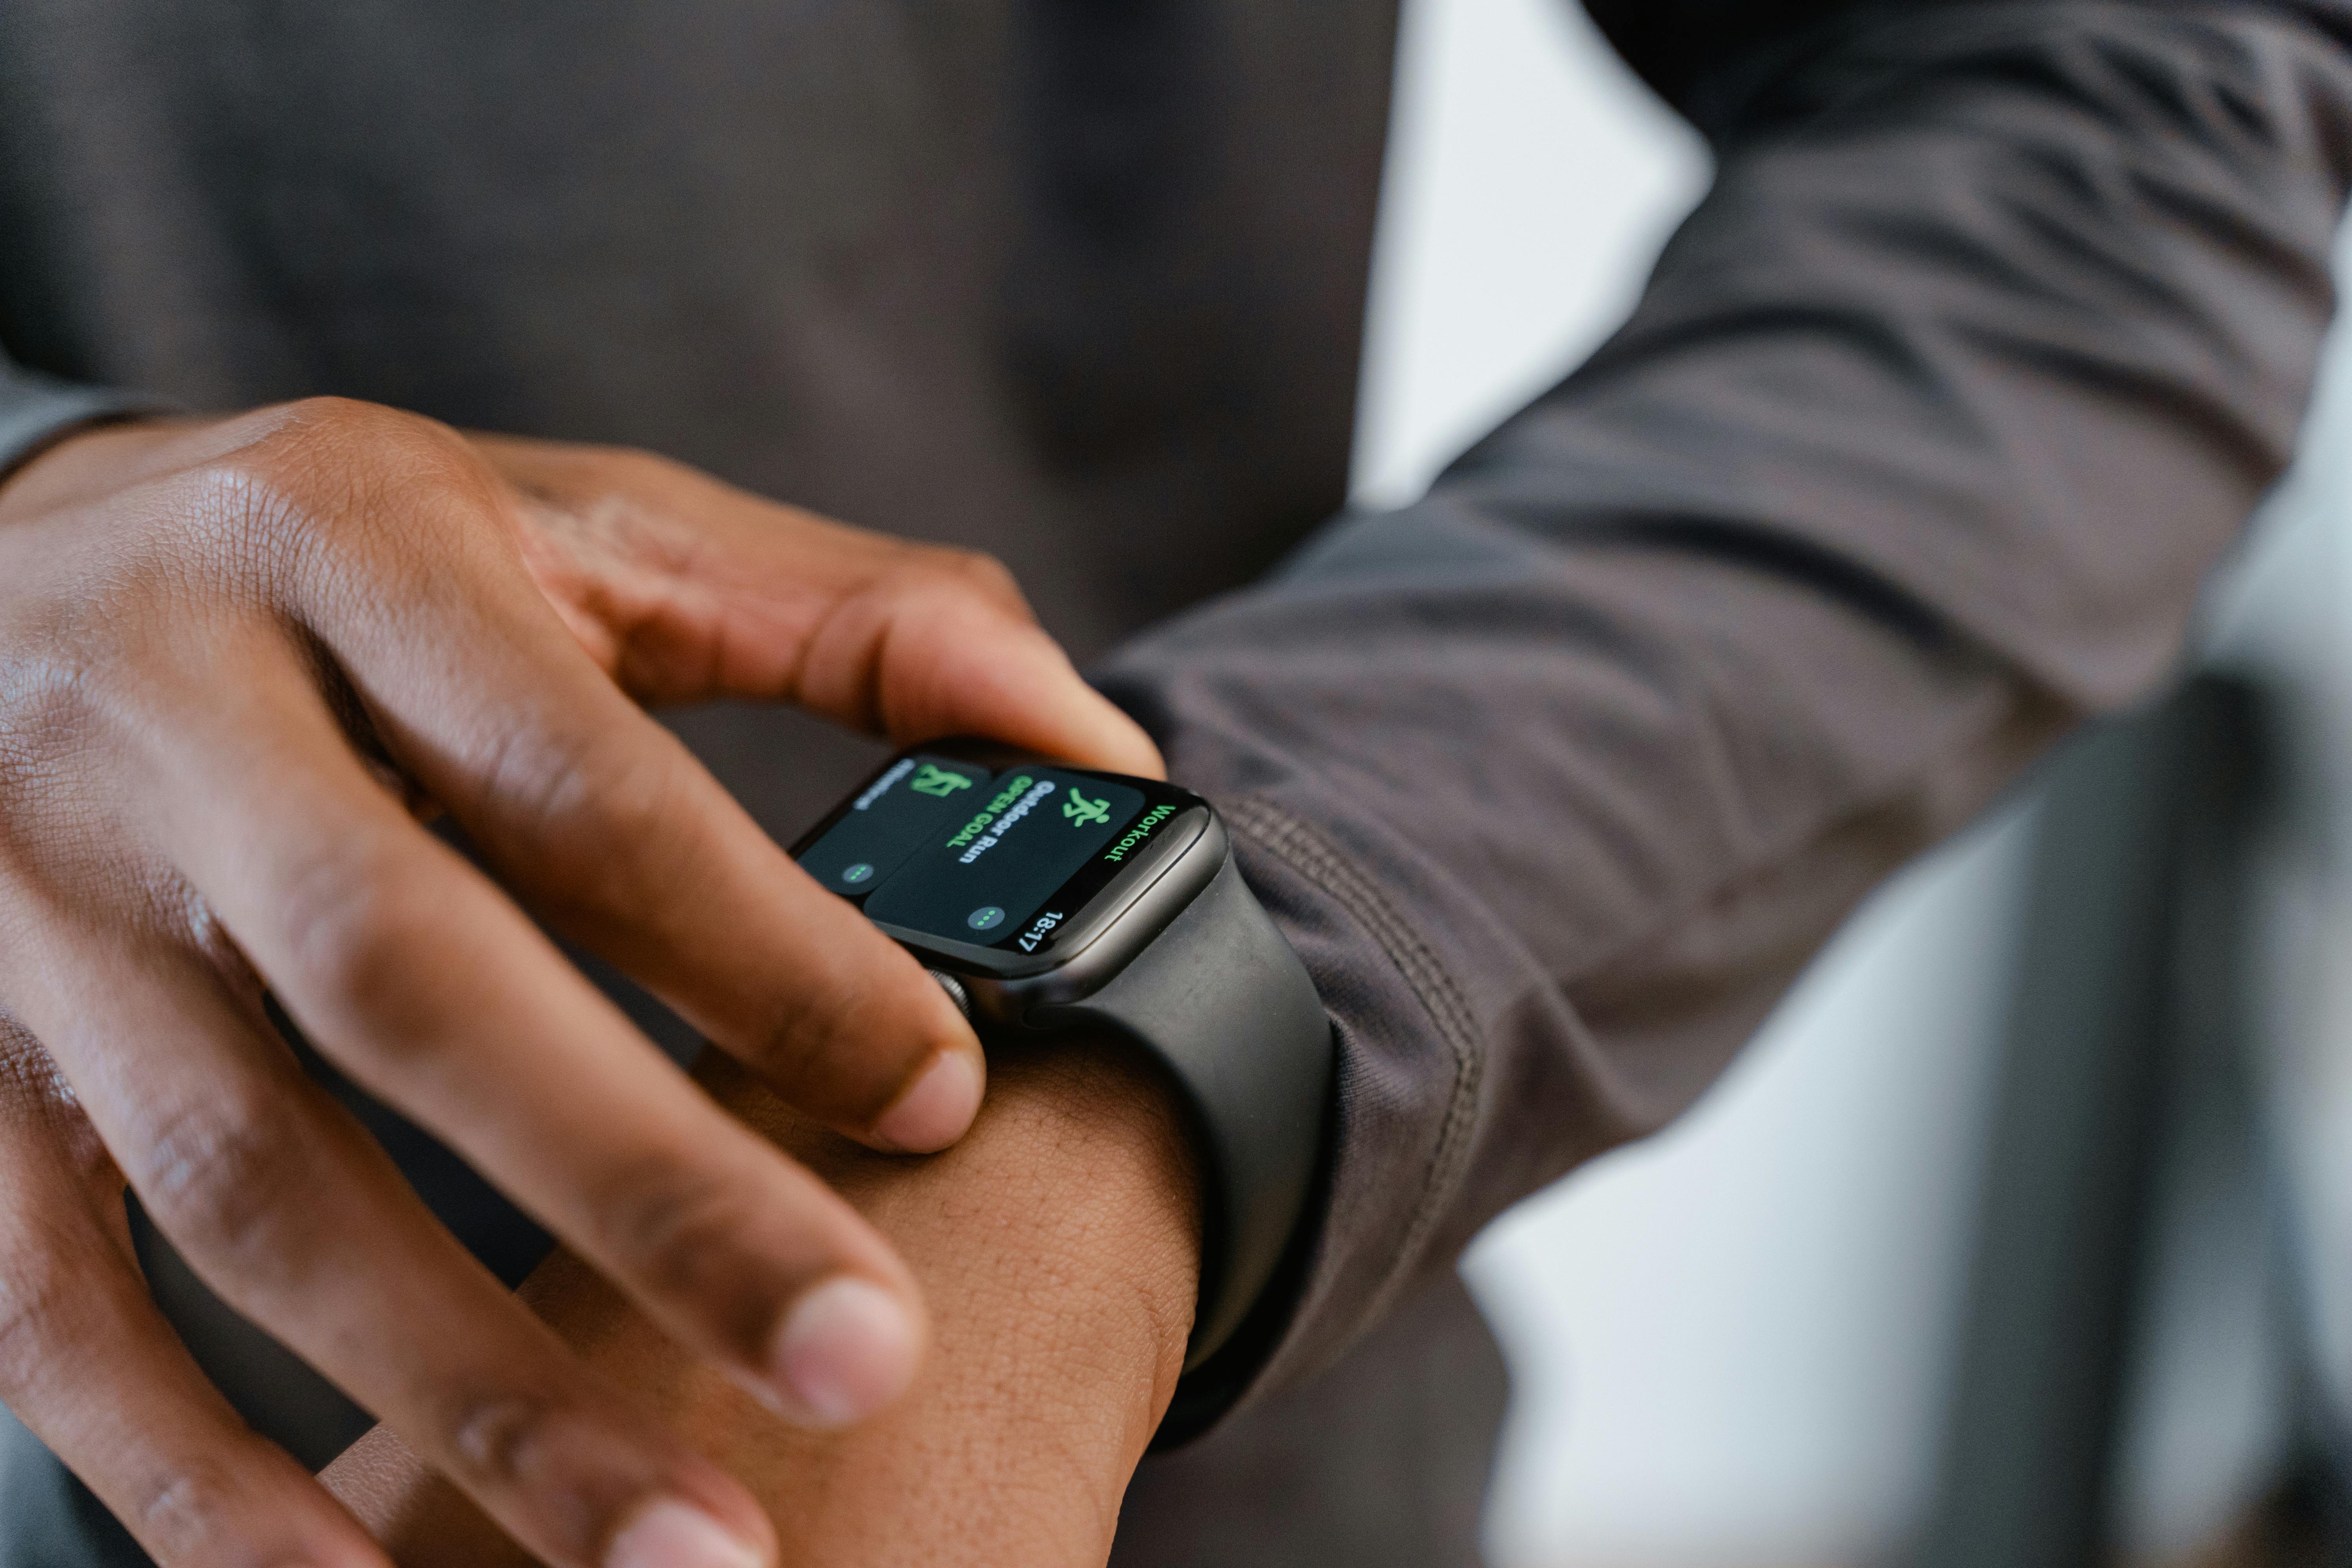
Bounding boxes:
191 397 494 563
486 722 688 886
237 394 404 457
277 839 450 1028
443 1387 564 1490
132 1454 272 1561
754 969 873 1084
188 398 401 514
596 443 686 491
596 1157 771 1321
907 545 1021 608
261 396 463 471
127 1080 318 1272
437 1385 666 1565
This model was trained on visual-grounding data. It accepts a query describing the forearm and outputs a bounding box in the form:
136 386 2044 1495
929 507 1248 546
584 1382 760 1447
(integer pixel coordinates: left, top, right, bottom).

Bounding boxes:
325 1043 1200 1563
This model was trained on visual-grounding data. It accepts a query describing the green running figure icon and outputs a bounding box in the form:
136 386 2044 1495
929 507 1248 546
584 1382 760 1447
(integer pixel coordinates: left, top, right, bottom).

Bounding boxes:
910 762 973 798
1062 788 1112 828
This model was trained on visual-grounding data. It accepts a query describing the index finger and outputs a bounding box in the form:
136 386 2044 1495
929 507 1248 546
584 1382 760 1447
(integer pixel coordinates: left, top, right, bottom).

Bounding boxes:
136 638 929 1436
258 409 994 1151
479 435 1167 779
327 556 995 1152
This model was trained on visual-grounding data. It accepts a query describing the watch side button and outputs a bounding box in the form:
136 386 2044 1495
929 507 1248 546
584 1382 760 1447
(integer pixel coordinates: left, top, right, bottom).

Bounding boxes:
927 969 972 1018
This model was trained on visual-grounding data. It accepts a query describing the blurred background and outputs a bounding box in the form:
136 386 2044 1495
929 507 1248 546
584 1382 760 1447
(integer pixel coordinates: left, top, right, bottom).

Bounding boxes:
1356 2 2352 1565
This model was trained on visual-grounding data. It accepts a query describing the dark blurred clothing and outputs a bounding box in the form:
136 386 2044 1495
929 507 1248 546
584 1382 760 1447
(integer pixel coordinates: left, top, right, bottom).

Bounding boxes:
3 2 2351 1563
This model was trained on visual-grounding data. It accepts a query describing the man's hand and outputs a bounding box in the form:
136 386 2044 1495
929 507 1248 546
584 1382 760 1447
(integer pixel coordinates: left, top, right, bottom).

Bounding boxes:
323 1044 1200 1566
0 399 1161 1568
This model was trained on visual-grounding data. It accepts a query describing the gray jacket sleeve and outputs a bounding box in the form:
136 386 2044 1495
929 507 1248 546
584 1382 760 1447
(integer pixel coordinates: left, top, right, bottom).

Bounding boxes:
1100 0 2352 1437
0 356 165 479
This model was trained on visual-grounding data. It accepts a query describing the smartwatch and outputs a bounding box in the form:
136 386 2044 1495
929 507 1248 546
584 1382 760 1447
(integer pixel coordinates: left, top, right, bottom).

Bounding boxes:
789 739 1333 1380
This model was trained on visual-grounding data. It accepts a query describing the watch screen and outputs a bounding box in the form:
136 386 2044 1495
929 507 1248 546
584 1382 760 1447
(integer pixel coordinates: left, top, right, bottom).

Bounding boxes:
794 753 994 898
794 754 1192 954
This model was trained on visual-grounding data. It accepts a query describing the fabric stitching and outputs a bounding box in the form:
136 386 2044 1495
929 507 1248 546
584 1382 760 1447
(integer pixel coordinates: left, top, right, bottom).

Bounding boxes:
1221 795 1484 1334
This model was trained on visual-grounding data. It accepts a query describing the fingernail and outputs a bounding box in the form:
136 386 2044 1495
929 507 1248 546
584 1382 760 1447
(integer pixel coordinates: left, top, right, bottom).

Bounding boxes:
871 1049 983 1153
606 1499 765 1568
768 1276 920 1428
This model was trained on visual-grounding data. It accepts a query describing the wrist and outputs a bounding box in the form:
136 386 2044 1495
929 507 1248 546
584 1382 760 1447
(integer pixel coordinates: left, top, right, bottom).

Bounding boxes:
718 1040 1200 1486
331 1038 1200 1564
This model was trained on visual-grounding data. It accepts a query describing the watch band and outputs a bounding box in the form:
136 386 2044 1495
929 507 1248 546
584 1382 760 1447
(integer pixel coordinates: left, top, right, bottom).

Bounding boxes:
1027 835 1333 1373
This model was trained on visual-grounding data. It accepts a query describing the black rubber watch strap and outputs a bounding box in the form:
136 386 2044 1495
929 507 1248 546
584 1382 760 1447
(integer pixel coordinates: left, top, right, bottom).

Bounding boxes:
1031 852 1332 1372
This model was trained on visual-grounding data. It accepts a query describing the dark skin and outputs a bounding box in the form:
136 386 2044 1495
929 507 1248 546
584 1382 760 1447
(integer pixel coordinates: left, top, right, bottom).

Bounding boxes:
327 1047 1199 1565
0 401 1172 1566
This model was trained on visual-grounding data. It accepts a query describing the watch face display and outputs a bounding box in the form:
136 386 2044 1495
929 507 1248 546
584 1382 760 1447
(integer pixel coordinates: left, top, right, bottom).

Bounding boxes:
793 754 995 898
793 751 1204 960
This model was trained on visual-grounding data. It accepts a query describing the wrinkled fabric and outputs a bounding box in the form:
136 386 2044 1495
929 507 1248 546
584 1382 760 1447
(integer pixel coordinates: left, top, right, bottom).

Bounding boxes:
1103 5 2352 1428
0 2 2347 1564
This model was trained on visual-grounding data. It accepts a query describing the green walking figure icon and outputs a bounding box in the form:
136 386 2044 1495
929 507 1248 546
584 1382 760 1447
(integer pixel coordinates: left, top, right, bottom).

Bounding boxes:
1062 788 1112 828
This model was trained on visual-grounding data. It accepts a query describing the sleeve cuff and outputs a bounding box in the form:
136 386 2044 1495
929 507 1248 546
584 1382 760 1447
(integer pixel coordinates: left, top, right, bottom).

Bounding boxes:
0 367 176 483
